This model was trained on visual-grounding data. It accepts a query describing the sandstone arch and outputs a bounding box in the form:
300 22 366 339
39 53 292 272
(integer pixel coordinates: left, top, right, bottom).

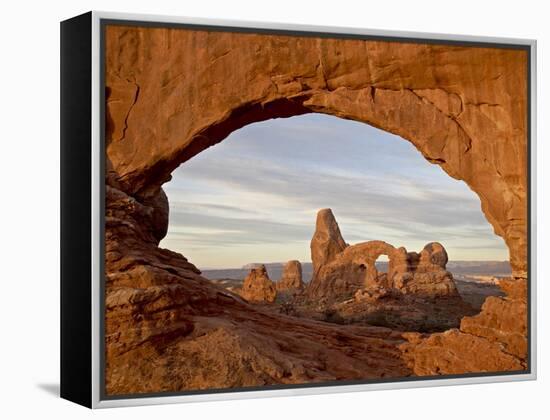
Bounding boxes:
340 240 398 289
104 25 529 393
307 211 460 300
106 25 527 278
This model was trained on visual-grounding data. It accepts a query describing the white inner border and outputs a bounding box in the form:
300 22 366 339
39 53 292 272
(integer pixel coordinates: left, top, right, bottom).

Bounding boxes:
90 10 537 409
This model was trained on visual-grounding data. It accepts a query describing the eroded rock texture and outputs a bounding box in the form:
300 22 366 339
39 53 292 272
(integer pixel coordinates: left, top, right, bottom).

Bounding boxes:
104 24 529 393
104 184 412 394
240 265 277 303
105 185 412 394
396 243 459 297
277 260 304 291
310 209 348 278
400 279 527 374
308 210 459 302
105 26 527 278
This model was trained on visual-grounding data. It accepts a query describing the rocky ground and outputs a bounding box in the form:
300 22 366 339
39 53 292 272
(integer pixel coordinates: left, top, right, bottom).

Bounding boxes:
220 209 506 333
209 264 507 333
211 276 501 333
105 185 527 395
455 279 505 310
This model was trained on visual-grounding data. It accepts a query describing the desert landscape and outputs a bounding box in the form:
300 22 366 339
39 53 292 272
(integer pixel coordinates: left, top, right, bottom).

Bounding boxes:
205 209 509 333
104 24 529 396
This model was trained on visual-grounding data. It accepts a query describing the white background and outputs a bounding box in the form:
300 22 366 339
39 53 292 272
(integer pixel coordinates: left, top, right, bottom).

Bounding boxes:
0 0 547 418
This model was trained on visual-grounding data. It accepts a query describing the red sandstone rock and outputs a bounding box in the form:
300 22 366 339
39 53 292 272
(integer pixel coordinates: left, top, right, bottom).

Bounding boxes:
277 260 304 291
400 328 525 375
396 243 459 297
400 278 527 374
460 278 527 359
103 25 529 393
308 210 459 301
310 209 348 278
105 26 528 278
240 265 277 303
105 186 412 394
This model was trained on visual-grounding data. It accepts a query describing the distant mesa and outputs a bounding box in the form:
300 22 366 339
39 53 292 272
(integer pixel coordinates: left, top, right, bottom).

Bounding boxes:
241 262 292 269
242 262 268 270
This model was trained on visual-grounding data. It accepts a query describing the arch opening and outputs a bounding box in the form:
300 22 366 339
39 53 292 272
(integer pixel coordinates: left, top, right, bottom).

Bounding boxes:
114 87 525 279
160 113 509 330
161 114 508 271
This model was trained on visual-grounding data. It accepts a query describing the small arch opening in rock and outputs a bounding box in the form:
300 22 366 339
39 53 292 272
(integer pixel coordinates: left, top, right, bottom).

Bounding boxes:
373 254 390 286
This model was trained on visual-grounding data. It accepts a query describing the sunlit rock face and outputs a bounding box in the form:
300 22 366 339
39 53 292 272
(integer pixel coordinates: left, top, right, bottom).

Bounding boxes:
400 279 528 374
307 210 459 302
310 209 348 276
104 25 529 394
105 26 527 278
240 265 277 303
396 243 459 297
277 260 304 292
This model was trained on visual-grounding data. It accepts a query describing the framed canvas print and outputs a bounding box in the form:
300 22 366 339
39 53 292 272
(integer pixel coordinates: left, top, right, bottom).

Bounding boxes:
60 11 537 408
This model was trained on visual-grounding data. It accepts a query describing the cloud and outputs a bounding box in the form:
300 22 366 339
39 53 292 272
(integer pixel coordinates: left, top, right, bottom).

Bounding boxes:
168 210 313 246
161 114 508 268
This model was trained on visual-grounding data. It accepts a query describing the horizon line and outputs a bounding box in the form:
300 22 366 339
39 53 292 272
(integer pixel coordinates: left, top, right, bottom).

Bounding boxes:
198 259 512 271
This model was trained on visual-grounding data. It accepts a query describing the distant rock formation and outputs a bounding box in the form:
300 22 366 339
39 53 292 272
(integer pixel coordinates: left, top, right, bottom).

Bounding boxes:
394 243 458 296
311 209 348 278
307 209 459 301
240 265 277 303
242 262 269 270
277 260 304 291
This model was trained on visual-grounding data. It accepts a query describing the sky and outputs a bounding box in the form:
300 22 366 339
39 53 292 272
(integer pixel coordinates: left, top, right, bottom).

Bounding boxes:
159 114 508 269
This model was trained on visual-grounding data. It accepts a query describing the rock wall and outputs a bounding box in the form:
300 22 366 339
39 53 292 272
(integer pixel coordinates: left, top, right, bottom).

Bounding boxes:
400 279 527 374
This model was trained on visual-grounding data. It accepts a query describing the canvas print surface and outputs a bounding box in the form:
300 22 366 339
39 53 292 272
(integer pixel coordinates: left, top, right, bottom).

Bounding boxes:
103 22 529 397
